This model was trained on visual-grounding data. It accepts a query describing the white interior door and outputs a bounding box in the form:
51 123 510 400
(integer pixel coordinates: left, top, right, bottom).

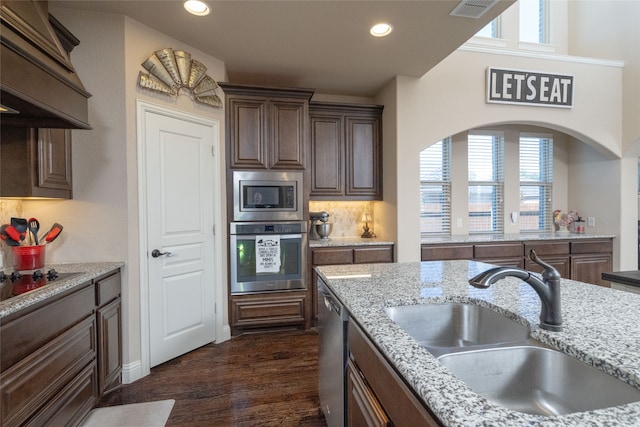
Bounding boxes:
144 109 216 367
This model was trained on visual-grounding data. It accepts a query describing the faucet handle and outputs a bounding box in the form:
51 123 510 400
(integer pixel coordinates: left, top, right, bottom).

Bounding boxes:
528 249 561 281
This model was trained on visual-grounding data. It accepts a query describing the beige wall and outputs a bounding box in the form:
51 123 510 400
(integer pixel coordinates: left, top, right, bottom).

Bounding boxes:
31 7 228 382
387 47 635 267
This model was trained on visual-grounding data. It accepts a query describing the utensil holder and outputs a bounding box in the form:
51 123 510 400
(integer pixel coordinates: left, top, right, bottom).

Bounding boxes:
12 245 45 270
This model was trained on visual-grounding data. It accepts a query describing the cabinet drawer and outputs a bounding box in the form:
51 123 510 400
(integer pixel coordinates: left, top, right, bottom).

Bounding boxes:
474 243 522 259
353 246 393 264
25 362 97 427
312 248 354 265
524 242 570 256
1 316 96 426
421 244 473 261
1 283 94 369
96 271 121 306
571 240 613 254
231 293 306 329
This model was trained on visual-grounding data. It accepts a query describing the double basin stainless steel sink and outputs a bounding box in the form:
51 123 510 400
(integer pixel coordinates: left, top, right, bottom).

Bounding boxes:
385 303 640 416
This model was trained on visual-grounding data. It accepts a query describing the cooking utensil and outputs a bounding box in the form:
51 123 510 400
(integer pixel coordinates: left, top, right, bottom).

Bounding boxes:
28 218 40 245
0 225 20 246
4 225 23 243
43 223 63 244
11 217 28 242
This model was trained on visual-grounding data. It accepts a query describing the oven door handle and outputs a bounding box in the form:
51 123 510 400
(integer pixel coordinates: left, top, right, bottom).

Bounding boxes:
236 234 303 240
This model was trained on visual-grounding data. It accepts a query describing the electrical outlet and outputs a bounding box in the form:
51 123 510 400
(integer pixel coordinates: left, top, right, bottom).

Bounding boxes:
588 217 596 227
456 218 462 228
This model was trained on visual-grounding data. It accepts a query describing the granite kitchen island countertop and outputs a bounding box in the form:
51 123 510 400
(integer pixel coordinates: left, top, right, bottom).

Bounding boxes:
0 261 125 319
316 260 640 426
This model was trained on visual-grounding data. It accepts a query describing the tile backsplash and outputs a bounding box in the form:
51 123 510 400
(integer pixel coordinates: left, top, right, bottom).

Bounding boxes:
0 200 23 268
309 201 374 238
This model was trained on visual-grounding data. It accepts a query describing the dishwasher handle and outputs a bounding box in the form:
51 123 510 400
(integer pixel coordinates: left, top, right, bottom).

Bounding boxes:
322 291 342 317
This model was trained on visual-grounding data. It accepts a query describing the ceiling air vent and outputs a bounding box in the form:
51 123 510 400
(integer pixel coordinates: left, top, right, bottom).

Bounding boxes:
449 0 499 19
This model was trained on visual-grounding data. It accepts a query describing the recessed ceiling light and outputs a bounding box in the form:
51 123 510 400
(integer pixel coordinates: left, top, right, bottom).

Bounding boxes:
184 0 210 16
370 23 393 37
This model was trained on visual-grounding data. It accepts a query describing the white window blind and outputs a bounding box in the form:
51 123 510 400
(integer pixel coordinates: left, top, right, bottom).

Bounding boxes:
420 139 451 235
468 134 504 234
519 136 553 232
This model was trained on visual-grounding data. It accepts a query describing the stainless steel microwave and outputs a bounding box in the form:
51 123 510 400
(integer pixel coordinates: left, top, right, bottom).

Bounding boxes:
233 170 303 221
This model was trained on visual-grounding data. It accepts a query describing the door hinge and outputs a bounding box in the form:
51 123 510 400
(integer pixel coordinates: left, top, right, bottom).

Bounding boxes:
212 225 216 235
211 145 215 157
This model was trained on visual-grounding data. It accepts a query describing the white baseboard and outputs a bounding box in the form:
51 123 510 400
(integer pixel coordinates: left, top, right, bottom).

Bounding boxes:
220 324 231 343
122 359 144 384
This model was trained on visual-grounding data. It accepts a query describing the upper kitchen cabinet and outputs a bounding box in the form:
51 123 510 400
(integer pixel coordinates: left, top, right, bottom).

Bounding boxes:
309 102 383 200
219 83 314 170
0 127 73 199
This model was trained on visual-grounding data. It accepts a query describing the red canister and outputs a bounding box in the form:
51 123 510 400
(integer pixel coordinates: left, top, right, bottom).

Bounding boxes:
12 245 46 270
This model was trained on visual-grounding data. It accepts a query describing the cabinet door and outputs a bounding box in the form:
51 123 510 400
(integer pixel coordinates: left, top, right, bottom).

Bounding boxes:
0 127 72 198
346 115 381 199
37 128 73 194
310 114 344 196
97 297 122 395
571 254 612 287
269 99 306 170
227 97 268 169
347 359 391 427
526 256 570 278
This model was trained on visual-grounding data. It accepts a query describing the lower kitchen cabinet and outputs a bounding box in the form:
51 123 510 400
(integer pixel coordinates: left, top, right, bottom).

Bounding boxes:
0 268 122 426
348 320 440 426
422 238 612 287
95 271 122 395
230 291 307 335
310 244 394 323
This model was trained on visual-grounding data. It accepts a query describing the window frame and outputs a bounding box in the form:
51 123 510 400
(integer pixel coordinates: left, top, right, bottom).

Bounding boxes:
468 132 504 235
519 134 553 233
419 138 452 236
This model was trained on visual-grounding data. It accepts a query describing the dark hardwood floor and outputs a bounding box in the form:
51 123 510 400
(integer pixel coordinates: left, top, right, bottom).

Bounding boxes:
98 329 327 426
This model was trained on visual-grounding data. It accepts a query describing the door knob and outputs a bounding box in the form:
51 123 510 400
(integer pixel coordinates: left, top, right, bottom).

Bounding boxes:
151 249 173 258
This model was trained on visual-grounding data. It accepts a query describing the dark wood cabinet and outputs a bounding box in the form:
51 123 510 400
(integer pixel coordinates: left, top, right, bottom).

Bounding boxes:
95 271 122 395
0 269 122 426
230 291 307 336
309 102 383 200
219 83 313 171
348 321 440 426
347 359 391 427
421 238 613 287
0 127 73 198
310 244 394 322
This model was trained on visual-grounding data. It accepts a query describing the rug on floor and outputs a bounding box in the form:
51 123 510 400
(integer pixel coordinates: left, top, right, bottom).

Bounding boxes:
80 399 175 427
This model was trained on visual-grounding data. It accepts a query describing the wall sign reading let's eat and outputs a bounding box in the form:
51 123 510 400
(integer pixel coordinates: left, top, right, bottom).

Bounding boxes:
486 67 574 108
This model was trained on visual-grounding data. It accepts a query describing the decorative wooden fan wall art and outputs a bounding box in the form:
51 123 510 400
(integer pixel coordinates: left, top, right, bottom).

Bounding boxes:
137 48 223 108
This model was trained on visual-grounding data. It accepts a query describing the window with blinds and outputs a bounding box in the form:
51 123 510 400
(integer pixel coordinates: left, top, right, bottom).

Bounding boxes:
420 139 451 235
468 133 504 234
519 135 553 232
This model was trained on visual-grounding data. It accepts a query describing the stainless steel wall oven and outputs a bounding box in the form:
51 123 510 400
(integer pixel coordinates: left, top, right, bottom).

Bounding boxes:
229 221 307 294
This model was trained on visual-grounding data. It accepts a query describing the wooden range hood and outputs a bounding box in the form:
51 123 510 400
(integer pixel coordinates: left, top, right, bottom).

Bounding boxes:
0 0 91 129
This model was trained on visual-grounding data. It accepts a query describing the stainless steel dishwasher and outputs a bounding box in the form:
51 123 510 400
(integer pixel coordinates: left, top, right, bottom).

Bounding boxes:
318 277 348 427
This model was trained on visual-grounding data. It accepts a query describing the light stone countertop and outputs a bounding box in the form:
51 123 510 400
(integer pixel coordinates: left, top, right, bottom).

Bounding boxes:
316 260 640 426
421 232 615 244
0 262 125 319
309 236 395 248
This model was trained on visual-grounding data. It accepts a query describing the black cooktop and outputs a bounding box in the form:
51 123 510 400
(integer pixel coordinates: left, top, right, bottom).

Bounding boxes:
0 269 81 302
